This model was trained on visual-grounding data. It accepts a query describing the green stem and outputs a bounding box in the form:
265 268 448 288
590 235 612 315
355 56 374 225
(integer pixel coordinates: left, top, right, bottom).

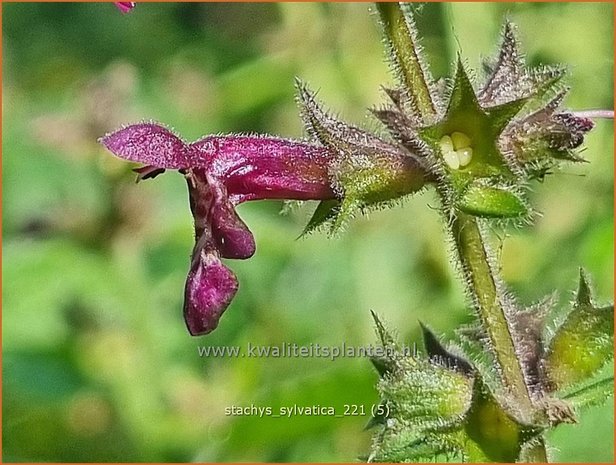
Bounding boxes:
450 212 535 418
377 3 549 460
376 2 437 120
451 212 549 462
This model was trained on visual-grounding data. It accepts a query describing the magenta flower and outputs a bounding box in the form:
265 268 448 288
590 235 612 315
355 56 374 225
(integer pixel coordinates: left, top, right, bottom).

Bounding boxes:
114 2 135 14
102 83 428 336
101 123 337 335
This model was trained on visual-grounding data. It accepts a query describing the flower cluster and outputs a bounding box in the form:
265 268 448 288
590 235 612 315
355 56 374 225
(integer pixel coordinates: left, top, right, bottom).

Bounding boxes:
102 8 596 337
374 18 594 219
368 271 613 462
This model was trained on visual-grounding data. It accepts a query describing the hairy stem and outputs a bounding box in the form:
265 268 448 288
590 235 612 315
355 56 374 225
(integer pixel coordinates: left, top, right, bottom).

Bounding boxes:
449 212 549 461
450 213 533 414
377 3 549 460
376 2 437 120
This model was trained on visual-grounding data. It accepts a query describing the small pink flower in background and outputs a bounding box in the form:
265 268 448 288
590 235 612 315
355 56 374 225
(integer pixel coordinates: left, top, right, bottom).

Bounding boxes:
115 2 135 14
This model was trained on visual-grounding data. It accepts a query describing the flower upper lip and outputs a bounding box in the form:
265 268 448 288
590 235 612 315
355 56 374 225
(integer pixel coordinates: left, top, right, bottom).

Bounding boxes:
190 134 336 203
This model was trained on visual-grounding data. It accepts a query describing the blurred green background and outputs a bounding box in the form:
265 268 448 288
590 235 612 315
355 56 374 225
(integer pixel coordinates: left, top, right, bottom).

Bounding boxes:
2 2 613 462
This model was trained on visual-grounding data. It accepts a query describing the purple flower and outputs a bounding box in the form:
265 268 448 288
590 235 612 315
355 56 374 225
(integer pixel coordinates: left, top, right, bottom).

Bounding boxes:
114 2 135 14
101 123 336 335
101 76 430 337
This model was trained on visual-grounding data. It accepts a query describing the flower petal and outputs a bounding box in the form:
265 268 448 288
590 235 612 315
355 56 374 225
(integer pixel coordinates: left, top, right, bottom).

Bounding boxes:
187 170 256 260
550 112 594 150
184 247 238 336
101 123 192 169
191 136 336 203
210 186 257 259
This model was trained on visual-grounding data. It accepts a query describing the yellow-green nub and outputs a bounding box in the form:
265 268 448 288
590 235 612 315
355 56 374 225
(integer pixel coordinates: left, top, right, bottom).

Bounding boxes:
439 132 473 170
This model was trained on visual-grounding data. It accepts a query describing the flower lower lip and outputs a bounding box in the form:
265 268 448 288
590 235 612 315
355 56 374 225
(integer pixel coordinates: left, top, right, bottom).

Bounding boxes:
183 249 239 336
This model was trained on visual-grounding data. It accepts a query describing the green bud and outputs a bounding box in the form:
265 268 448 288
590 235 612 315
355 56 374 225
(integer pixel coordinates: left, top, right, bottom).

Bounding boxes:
544 270 614 389
380 358 474 423
465 384 522 463
458 182 528 218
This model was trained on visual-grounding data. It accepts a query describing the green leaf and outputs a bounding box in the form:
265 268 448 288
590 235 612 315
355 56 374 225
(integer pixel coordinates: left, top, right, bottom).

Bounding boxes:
544 270 614 390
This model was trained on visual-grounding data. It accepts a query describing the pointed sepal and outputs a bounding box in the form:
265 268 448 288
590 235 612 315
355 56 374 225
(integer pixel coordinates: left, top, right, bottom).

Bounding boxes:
487 97 530 135
447 58 481 120
370 107 430 156
420 323 473 374
543 270 614 390
480 21 566 107
300 199 340 236
296 81 427 233
364 400 391 431
479 21 524 106
506 294 555 399
419 59 520 180
370 311 400 377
